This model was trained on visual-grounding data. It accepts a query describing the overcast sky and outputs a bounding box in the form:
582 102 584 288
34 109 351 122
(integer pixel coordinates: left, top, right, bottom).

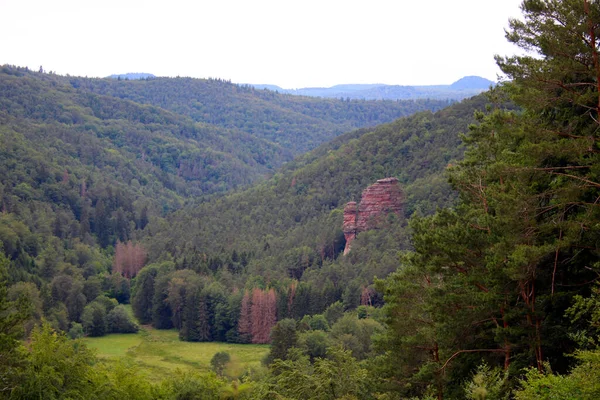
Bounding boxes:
0 0 524 88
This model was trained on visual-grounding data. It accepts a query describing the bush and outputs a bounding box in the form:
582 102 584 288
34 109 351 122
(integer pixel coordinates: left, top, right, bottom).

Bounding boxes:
81 302 107 337
210 351 231 376
107 305 139 333
68 322 84 339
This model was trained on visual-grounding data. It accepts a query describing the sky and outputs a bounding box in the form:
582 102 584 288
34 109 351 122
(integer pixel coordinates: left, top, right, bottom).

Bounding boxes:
0 0 524 88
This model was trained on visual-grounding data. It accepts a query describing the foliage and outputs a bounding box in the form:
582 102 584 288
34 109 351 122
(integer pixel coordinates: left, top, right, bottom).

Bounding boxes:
68 322 84 339
260 347 370 400
113 240 147 278
63 73 451 155
514 351 600 400
0 250 30 396
375 0 600 397
157 370 224 400
107 304 139 333
11 323 99 399
81 301 108 337
464 363 509 400
565 282 600 348
210 351 231 377
265 318 298 365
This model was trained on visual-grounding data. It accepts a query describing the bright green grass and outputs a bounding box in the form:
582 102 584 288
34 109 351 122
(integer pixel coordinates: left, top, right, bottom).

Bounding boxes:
83 328 269 380
84 333 143 357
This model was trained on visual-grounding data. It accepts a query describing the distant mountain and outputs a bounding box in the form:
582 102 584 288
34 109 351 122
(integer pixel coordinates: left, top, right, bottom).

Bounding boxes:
107 73 156 80
248 76 495 101
450 75 495 90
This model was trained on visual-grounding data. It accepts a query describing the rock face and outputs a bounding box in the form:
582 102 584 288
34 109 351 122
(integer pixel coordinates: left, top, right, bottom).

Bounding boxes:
343 177 403 254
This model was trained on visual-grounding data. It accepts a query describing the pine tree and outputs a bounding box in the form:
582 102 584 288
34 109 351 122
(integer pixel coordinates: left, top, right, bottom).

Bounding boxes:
379 1 600 396
238 290 252 343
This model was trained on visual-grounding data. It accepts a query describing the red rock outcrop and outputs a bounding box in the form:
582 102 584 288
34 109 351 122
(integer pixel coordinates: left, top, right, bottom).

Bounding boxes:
343 177 403 254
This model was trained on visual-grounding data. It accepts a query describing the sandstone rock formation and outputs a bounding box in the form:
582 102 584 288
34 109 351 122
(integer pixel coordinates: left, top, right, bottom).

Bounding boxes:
343 177 403 254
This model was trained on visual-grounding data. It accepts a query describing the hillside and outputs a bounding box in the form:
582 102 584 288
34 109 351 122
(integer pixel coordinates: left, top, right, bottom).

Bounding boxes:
0 65 291 198
5 2 600 399
143 94 490 291
57 74 452 154
0 64 467 335
0 64 294 290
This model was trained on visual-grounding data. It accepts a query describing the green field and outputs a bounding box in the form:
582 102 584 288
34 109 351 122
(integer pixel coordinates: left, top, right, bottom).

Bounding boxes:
83 328 269 380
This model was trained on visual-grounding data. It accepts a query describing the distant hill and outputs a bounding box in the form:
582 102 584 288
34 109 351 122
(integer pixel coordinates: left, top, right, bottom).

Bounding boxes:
248 76 495 101
450 75 495 90
63 75 452 155
107 73 156 80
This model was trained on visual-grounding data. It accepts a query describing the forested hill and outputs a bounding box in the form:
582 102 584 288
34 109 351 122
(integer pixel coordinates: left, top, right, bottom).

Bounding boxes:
0 64 294 288
57 74 452 154
143 94 490 283
0 64 461 304
0 65 291 199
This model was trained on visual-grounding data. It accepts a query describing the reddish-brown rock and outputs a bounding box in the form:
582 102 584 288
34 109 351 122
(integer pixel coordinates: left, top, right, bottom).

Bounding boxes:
342 202 358 254
342 177 403 254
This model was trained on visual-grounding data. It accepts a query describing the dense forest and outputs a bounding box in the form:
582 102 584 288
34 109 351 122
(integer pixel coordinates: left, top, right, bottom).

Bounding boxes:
48 72 452 155
3 0 600 399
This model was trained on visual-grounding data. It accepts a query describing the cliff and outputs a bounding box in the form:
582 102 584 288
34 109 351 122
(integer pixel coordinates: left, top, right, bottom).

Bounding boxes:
343 177 403 254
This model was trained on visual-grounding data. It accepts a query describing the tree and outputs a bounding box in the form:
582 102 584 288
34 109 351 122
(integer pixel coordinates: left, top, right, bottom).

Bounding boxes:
266 318 298 364
107 305 139 333
113 240 147 278
250 287 277 344
377 0 600 396
152 271 174 329
238 290 252 343
266 347 369 400
81 301 107 336
299 330 330 361
131 264 158 324
514 350 600 399
158 370 224 400
0 249 30 395
210 351 231 377
7 281 42 336
12 323 101 399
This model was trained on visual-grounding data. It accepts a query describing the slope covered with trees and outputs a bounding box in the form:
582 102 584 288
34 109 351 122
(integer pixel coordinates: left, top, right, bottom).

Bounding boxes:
372 0 600 398
60 74 452 154
0 64 460 347
128 94 488 346
7 1 600 399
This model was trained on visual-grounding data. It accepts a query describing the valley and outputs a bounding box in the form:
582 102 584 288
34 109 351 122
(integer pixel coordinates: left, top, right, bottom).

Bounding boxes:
2 1 600 398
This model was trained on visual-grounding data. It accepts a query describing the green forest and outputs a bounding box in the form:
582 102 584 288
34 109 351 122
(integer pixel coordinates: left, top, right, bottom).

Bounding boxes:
2 0 600 398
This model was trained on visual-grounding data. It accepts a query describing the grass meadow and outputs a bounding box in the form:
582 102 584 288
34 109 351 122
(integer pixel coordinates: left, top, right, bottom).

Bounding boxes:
83 307 269 380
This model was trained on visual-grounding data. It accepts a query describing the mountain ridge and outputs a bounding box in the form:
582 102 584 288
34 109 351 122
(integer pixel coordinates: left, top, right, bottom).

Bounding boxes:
247 75 494 101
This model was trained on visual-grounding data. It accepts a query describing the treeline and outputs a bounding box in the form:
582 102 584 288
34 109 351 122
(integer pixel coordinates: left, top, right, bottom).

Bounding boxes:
129 260 373 344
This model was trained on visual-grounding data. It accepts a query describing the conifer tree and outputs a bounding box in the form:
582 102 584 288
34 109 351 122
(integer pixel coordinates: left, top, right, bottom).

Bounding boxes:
238 290 252 343
379 0 600 397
